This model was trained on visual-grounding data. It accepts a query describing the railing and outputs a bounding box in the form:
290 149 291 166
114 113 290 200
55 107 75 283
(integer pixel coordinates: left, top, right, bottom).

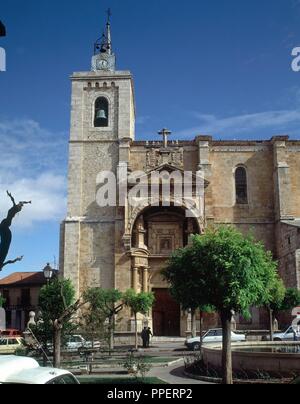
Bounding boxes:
4 305 36 311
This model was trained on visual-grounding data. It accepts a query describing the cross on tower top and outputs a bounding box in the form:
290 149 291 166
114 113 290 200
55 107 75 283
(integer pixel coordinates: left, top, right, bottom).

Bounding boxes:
158 128 172 148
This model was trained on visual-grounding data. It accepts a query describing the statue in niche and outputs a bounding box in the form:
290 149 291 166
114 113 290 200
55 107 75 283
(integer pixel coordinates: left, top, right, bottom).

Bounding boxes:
160 238 172 254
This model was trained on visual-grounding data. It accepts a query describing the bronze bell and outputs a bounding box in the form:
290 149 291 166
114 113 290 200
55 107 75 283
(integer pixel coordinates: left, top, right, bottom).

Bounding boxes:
96 109 107 119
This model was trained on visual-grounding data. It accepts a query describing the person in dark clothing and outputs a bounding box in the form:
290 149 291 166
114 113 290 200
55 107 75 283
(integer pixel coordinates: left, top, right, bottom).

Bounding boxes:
141 327 148 348
146 327 153 348
0 21 6 37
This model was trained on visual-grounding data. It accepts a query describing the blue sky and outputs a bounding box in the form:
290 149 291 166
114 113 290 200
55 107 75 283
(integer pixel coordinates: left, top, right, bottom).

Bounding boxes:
0 0 300 277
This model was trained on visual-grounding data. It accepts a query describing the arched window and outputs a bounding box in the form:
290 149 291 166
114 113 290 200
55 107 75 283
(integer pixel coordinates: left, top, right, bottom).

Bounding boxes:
235 167 248 204
94 97 109 127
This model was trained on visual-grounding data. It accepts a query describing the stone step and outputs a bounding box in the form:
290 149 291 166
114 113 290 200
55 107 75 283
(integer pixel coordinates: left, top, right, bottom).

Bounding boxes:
152 337 186 343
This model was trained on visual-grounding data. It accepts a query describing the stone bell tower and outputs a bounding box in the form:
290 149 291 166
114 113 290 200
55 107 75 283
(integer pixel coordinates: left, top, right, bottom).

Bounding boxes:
60 11 135 296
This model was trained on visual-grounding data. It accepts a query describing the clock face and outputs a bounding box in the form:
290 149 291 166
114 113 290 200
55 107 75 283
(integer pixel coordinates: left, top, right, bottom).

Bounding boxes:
97 59 108 69
91 54 115 72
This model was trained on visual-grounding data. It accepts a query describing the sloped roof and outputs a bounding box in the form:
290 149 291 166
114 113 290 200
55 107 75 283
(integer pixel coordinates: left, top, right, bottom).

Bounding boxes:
281 220 300 228
0 272 46 287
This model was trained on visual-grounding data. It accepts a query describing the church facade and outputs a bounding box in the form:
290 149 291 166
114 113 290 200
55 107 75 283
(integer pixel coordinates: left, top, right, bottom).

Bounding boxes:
60 18 300 336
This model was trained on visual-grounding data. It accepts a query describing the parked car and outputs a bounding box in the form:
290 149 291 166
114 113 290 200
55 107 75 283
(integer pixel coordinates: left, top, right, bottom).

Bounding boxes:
65 335 101 352
0 329 22 337
0 337 24 355
185 328 246 351
0 356 79 384
266 326 298 342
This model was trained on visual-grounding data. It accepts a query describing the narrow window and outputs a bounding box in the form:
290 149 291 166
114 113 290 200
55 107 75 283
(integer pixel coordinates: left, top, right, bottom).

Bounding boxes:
235 167 248 204
21 289 31 307
94 97 109 127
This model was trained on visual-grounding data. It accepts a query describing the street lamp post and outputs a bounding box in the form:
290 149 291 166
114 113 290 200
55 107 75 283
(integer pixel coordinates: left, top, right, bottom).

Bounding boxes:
43 263 54 285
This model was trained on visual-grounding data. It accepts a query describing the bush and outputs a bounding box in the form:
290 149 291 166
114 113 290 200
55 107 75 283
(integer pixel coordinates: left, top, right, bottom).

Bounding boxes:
121 351 152 380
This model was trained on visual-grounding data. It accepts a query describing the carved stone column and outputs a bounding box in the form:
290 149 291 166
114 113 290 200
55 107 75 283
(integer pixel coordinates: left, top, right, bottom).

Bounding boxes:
143 267 149 292
197 136 212 222
132 267 139 291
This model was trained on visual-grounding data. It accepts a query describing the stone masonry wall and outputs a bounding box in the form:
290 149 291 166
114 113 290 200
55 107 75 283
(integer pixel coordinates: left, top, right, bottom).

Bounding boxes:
277 222 300 289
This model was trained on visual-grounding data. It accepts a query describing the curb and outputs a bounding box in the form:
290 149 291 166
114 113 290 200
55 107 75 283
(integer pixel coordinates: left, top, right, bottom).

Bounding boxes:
183 370 289 385
183 370 220 384
161 358 184 368
67 358 184 374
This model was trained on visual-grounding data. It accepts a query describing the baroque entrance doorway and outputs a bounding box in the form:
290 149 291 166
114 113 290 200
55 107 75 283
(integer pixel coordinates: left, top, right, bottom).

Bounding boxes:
152 289 181 336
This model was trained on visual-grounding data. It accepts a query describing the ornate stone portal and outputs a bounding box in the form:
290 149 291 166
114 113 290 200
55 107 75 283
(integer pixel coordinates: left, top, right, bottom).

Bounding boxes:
127 201 202 335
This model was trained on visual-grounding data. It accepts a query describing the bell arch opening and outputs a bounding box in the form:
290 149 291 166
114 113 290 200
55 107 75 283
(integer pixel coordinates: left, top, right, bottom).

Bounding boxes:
94 97 109 127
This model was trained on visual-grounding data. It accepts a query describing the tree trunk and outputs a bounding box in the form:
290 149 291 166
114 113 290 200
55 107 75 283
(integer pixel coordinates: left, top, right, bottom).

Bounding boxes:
43 351 47 367
221 310 233 385
191 309 197 338
109 316 114 352
134 313 138 350
53 327 62 368
269 308 274 342
199 311 204 355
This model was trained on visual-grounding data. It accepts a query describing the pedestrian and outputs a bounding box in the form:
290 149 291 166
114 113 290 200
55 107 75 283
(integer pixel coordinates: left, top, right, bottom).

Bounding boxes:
146 327 153 348
141 327 148 348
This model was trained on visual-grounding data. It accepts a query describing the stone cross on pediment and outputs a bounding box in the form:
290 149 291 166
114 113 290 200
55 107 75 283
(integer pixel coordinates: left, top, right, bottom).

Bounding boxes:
158 128 172 149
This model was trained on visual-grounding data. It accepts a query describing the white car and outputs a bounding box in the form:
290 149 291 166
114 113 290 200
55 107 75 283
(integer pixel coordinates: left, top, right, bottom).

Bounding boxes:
185 328 246 351
0 356 79 384
0 337 24 354
65 335 101 352
271 326 299 342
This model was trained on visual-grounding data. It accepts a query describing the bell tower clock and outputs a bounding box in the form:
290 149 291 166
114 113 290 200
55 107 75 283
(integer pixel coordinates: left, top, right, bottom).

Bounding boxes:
92 9 116 72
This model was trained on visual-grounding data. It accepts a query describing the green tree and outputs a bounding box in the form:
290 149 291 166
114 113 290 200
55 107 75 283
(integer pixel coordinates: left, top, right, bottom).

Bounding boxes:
83 288 123 351
280 288 300 312
0 295 5 308
265 278 286 341
124 290 155 350
162 246 213 349
164 226 280 384
39 277 81 368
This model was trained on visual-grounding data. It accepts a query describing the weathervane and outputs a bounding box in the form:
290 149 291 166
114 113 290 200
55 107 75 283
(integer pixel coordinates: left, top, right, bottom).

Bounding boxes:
107 8 112 23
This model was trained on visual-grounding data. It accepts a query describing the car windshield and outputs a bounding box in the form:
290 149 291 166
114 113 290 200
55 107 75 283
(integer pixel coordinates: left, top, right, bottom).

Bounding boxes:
46 375 79 385
69 336 82 343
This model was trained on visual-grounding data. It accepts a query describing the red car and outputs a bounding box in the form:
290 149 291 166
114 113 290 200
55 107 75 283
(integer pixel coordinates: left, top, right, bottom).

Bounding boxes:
0 329 22 337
